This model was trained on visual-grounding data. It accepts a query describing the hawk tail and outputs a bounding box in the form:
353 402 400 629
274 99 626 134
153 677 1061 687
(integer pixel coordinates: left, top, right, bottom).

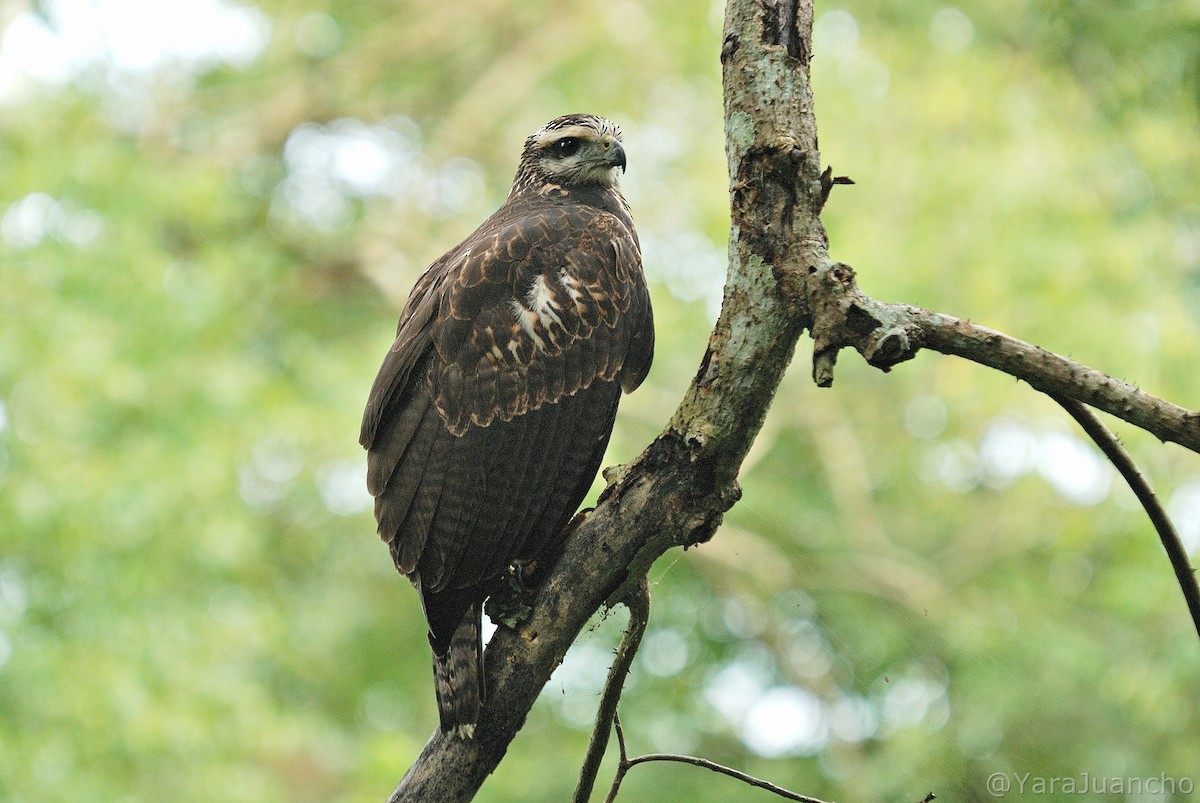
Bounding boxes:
433 602 483 738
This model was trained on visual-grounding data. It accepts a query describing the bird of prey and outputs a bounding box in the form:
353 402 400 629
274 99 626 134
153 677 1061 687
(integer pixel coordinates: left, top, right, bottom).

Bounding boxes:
360 114 654 737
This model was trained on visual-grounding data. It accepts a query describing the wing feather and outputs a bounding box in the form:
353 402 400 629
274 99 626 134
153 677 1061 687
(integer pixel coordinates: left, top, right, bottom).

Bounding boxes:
363 187 653 651
427 206 647 434
379 397 442 573
359 259 453 449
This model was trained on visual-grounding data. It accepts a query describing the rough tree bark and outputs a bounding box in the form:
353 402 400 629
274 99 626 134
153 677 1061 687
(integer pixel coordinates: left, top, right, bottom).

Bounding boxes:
385 0 1200 799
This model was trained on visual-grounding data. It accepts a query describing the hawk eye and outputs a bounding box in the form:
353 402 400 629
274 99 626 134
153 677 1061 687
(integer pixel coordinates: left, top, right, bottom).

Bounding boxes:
551 137 582 158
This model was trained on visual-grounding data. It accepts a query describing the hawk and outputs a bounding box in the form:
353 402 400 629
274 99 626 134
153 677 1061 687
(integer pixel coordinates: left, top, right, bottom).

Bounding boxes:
360 114 654 737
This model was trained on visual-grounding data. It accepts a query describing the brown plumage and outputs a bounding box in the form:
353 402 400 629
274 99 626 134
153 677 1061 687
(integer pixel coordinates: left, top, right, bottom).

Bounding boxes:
360 114 654 737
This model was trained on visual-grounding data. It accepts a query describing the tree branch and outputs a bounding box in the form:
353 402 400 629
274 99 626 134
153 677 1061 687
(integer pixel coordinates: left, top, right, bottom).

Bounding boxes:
616 748 833 803
1050 394 1200 640
599 710 833 803
572 580 832 802
804 260 1200 454
573 578 651 803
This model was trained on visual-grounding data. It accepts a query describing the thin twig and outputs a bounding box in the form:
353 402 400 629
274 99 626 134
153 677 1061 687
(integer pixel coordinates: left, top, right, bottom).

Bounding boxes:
574 578 651 803
601 715 633 803
1051 394 1200 641
618 751 833 803
602 708 831 803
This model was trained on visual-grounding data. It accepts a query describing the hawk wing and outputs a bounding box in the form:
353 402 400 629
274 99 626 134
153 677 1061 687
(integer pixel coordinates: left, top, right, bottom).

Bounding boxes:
360 199 653 605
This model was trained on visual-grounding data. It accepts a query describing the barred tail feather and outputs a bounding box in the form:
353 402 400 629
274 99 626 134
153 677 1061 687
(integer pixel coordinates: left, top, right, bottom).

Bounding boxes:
433 602 483 738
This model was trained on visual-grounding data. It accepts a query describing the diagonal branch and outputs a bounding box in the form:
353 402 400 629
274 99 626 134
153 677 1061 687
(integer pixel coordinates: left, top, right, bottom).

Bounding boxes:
804 260 1200 454
923 313 1200 454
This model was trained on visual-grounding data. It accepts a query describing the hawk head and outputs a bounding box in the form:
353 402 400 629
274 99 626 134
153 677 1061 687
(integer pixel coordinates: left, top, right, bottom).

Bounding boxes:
512 114 627 193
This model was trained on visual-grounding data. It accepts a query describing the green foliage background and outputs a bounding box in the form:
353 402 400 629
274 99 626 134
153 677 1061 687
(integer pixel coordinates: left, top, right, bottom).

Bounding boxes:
2 0 1199 800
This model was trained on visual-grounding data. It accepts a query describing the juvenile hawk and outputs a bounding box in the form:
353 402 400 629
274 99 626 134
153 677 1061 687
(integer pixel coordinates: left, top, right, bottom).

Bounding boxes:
360 114 654 737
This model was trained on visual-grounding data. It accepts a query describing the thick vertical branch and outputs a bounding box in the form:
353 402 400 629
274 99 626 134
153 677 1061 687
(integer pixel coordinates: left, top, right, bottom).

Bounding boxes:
385 2 822 798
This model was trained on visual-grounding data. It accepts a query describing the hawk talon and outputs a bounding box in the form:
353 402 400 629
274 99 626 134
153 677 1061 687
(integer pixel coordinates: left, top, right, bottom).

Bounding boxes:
485 562 539 627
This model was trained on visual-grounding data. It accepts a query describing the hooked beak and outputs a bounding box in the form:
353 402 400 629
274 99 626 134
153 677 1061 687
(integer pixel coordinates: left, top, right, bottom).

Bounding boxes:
599 136 627 173
610 140 627 172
